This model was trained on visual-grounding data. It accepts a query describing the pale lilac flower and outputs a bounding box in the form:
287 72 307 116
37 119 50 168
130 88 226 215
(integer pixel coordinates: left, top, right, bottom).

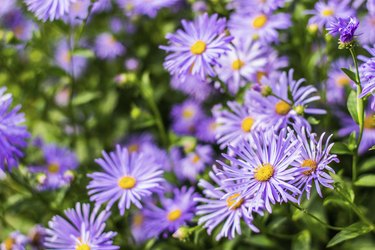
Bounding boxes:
94 33 125 59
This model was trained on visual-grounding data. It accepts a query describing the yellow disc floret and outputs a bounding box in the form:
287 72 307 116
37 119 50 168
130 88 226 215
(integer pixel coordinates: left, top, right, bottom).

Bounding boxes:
321 8 334 17
364 114 375 129
301 159 318 175
48 163 60 173
241 117 255 132
254 163 274 181
190 40 207 55
275 100 291 115
118 176 137 189
232 59 245 70
167 209 182 221
76 243 90 250
252 15 268 29
226 193 244 210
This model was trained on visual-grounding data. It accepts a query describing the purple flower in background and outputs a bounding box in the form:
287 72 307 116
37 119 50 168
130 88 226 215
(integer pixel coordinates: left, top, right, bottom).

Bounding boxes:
28 225 46 249
359 58 375 99
214 102 259 150
24 0 75 21
0 0 16 16
170 74 214 102
92 0 112 13
338 101 375 154
195 167 263 240
196 117 217 143
55 40 88 78
171 99 204 135
246 69 325 131
291 127 338 201
357 1 375 45
327 16 359 44
117 0 180 17
230 0 287 13
45 203 119 249
2 10 36 41
1 231 28 250
327 58 354 104
95 33 125 59
306 0 354 30
63 0 90 26
216 38 268 94
192 1 207 13
87 145 164 215
125 58 140 71
229 11 291 44
130 211 150 243
219 128 301 213
174 144 213 182
161 13 233 80
0 87 29 172
29 143 79 190
143 187 198 238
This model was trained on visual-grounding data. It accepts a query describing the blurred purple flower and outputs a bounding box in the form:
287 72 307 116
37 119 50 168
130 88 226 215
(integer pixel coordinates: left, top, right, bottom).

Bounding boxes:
230 0 287 14
28 225 46 250
196 117 217 143
94 33 125 59
87 145 164 215
1 231 28 250
171 99 204 135
63 0 90 26
327 58 354 104
55 40 88 78
125 58 140 71
2 10 36 41
170 74 214 102
45 203 119 249
359 58 375 99
117 0 181 17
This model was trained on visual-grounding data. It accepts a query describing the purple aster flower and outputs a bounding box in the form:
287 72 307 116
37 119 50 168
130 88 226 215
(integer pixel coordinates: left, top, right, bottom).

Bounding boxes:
357 1 375 45
229 11 291 44
24 0 75 22
28 143 78 190
230 0 287 14
245 69 326 131
117 0 181 17
195 166 263 240
174 144 213 182
306 0 354 31
124 58 140 71
359 58 375 99
338 101 375 154
28 225 46 250
291 127 338 201
327 16 359 44
215 38 268 94
218 128 302 213
171 99 204 135
0 87 29 172
55 40 88 78
87 145 164 215
0 0 16 16
160 13 233 80
63 0 90 26
170 74 214 102
2 10 36 41
327 58 354 104
192 1 207 13
1 231 28 250
94 33 125 59
45 203 119 249
130 211 150 243
214 102 260 150
196 117 217 143
142 186 198 238
92 0 112 13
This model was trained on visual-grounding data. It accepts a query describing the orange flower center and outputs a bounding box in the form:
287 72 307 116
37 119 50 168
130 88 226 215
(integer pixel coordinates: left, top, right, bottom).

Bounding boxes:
301 159 317 176
167 209 182 221
275 100 291 115
226 193 244 210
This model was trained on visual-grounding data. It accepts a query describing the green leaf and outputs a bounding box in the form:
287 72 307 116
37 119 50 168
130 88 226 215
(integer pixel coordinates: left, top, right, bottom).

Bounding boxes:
354 175 375 187
307 116 320 125
347 90 359 124
72 92 100 106
341 68 357 83
323 196 350 208
360 158 375 173
331 142 352 155
327 222 372 247
331 173 355 203
292 230 311 250
72 49 95 58
369 145 375 151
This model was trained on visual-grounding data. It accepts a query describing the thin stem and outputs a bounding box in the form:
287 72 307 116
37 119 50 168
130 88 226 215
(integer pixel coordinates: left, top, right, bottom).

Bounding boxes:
291 203 345 231
349 48 365 182
271 93 292 105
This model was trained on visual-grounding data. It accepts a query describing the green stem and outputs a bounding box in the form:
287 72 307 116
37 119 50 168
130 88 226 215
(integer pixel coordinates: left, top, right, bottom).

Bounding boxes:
349 48 365 182
291 203 345 231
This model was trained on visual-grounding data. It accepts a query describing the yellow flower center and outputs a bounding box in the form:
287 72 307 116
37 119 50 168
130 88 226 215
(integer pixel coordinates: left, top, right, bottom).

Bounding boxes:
128 144 139 153
48 163 60 173
182 108 194 118
232 59 245 70
252 14 268 29
336 75 350 86
226 193 244 210
133 213 144 227
4 238 14 250
76 243 90 250
256 71 266 82
364 114 375 129
275 100 291 115
167 209 182 221
241 117 255 132
301 159 317 176
321 8 334 17
190 40 207 55
192 154 200 163
254 163 274 181
118 176 136 189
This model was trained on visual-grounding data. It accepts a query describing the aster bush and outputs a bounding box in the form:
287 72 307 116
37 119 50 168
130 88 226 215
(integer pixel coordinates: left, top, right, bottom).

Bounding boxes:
1 0 375 250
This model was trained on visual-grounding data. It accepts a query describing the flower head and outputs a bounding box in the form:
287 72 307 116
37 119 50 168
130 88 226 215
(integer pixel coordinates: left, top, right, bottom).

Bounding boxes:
170 74 214 102
94 33 125 59
327 16 359 45
117 0 180 17
63 0 90 26
218 128 302 213
24 0 75 21
87 145 164 215
0 87 29 171
29 143 79 190
1 231 28 250
171 99 204 135
291 127 338 201
359 57 375 99
142 187 198 238
160 13 233 80
327 58 354 105
45 203 119 249
55 39 87 78
195 167 263 240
